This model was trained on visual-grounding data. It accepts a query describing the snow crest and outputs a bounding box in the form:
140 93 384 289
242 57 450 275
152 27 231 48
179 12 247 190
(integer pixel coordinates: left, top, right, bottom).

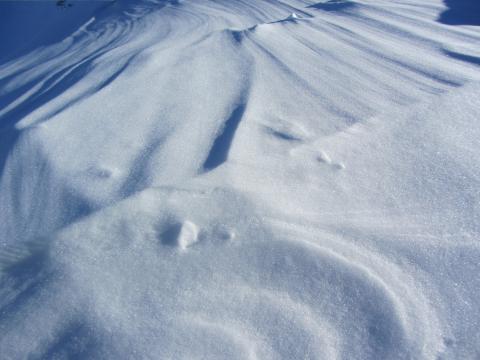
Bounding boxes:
1 0 480 358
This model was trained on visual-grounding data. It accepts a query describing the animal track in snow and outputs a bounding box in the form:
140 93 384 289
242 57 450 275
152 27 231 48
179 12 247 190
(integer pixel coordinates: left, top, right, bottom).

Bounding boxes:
204 224 236 243
316 150 332 164
291 147 345 171
158 219 235 251
177 221 199 249
87 166 117 179
264 126 303 142
262 117 308 143
160 220 199 250
316 150 345 170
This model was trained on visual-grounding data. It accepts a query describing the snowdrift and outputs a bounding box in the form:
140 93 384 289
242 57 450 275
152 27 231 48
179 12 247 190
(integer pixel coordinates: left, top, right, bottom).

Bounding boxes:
1 0 479 358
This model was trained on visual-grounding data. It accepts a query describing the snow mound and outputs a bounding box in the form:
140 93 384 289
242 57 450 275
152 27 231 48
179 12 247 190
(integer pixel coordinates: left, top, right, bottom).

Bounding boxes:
1 0 480 358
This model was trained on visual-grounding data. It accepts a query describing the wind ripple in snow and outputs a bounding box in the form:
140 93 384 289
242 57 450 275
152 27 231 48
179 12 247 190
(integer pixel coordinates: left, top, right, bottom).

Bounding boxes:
0 187 442 359
0 0 480 358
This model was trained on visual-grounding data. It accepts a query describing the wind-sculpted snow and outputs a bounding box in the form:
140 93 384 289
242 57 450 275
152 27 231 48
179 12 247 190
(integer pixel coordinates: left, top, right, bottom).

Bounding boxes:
0 187 443 359
1 0 480 358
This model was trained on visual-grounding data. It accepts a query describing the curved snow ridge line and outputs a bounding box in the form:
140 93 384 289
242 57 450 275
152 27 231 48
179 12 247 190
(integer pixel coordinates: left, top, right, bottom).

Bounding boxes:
1 14 130 92
0 21 132 122
1 2 254 242
231 23 365 132
179 315 265 360
265 218 445 358
0 185 444 358
0 127 94 243
2 0 479 127
223 11 312 44
299 18 466 89
4 0 475 129
180 286 340 359
216 2 477 140
0 1 478 358
165 25 257 173
0 2 188 124
176 241 414 359
304 6 477 86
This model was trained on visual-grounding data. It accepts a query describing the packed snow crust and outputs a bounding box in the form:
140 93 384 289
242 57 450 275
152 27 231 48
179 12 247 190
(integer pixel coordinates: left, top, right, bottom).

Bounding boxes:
0 0 480 358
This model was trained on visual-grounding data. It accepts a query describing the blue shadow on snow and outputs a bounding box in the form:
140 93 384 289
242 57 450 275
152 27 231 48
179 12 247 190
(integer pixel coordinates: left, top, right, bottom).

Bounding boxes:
203 104 246 171
438 0 480 25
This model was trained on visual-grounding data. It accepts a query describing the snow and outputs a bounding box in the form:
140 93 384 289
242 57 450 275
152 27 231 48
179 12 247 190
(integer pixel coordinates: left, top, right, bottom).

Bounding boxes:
0 0 479 358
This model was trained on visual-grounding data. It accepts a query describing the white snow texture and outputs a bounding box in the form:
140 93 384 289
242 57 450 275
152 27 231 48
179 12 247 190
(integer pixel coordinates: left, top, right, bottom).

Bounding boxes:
0 0 479 359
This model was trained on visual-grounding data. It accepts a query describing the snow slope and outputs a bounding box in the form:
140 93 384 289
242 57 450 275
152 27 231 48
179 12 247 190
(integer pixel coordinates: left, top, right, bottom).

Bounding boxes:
0 0 479 358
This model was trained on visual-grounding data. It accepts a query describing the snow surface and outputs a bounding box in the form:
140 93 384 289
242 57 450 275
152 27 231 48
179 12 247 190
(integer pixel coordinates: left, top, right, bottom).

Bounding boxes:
0 0 479 358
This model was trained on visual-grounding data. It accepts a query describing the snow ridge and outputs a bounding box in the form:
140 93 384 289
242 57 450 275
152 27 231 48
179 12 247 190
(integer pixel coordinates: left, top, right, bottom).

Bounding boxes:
0 0 479 358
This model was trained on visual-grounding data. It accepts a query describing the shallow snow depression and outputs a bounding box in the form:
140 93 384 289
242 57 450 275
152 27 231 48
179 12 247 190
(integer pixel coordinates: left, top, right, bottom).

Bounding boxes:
0 0 480 358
